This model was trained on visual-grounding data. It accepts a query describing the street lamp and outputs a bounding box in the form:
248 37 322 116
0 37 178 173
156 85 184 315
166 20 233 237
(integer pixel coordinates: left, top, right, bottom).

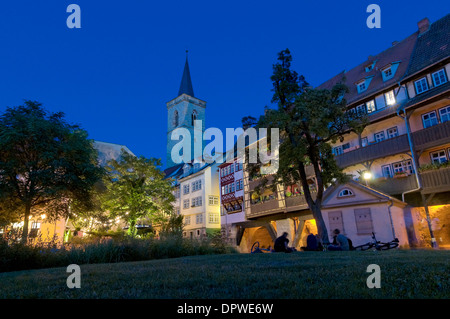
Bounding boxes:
363 171 372 186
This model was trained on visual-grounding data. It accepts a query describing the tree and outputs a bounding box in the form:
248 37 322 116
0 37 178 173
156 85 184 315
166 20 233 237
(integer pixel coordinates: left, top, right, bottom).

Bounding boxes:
0 101 104 243
102 151 175 237
246 49 367 245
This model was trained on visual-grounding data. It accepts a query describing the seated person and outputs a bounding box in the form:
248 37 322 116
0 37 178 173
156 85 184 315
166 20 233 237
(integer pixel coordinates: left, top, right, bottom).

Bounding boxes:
327 229 350 251
301 233 319 251
274 232 296 253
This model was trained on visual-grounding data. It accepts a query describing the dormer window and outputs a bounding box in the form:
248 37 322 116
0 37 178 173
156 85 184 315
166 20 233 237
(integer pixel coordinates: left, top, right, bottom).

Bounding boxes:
338 188 354 197
357 81 366 93
381 62 400 82
383 67 392 79
183 164 191 176
356 76 373 94
365 61 376 72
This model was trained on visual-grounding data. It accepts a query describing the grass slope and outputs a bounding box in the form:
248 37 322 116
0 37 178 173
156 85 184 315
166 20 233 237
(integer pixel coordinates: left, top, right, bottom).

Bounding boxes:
0 250 448 299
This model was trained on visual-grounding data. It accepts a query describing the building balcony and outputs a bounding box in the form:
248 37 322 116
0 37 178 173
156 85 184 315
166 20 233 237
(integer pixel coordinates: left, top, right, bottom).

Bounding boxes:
335 134 410 169
420 166 450 194
246 190 317 219
412 120 450 151
369 174 417 195
369 166 450 196
247 198 283 218
335 121 450 169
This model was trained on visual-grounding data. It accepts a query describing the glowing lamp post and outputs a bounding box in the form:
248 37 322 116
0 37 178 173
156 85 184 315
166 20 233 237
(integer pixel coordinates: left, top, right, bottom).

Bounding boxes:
363 171 372 186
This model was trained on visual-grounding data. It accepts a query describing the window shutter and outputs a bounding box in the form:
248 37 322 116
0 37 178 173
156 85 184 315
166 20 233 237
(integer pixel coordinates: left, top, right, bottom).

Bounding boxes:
354 208 374 234
328 211 344 233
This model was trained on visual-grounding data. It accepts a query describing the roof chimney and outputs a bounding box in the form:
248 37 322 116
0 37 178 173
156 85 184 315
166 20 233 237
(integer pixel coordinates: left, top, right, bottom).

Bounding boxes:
417 18 430 35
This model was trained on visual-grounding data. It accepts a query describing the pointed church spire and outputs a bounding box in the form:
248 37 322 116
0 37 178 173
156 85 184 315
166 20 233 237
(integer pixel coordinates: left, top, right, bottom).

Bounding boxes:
178 50 195 97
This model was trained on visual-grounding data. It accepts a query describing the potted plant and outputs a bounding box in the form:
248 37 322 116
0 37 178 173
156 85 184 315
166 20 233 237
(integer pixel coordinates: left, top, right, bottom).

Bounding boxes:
394 171 408 178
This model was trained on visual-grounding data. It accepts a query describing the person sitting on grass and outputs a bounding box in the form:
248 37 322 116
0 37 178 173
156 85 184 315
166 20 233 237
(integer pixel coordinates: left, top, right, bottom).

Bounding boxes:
301 233 321 251
327 229 350 251
274 232 296 253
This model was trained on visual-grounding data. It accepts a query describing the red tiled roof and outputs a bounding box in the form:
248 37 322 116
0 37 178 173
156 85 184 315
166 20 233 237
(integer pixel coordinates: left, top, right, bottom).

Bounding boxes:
317 32 418 107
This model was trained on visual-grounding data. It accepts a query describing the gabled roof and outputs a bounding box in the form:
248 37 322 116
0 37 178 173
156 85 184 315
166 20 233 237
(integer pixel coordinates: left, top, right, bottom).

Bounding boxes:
318 32 418 106
93 140 135 166
178 53 195 97
322 180 406 208
402 14 450 80
163 163 184 180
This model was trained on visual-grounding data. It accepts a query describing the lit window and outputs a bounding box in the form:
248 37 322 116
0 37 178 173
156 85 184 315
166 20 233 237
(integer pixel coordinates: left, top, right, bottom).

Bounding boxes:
430 150 448 164
208 195 219 205
422 111 438 128
338 189 354 197
209 213 220 224
366 100 376 113
415 77 429 94
31 222 41 229
361 137 368 147
432 69 447 87
385 90 396 105
439 105 450 123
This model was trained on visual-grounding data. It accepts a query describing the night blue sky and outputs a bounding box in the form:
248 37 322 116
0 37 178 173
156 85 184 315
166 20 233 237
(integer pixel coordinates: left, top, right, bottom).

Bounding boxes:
1 1 449 168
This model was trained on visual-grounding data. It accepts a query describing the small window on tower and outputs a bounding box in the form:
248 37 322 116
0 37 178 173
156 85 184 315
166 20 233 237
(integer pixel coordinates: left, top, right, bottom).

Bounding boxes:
191 110 198 126
173 110 179 127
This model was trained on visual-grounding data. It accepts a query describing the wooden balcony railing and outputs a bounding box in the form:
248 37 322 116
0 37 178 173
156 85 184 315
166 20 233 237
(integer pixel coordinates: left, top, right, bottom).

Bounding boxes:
247 198 282 218
420 166 450 194
335 121 450 169
369 166 450 196
369 174 417 195
246 191 317 219
335 134 410 169
412 120 450 151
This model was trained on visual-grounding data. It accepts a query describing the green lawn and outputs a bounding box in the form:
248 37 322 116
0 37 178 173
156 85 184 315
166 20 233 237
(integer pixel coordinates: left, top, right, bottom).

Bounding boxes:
0 250 448 299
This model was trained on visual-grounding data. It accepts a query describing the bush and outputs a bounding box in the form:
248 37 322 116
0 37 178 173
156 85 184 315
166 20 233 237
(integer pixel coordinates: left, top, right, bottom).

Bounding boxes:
0 234 237 272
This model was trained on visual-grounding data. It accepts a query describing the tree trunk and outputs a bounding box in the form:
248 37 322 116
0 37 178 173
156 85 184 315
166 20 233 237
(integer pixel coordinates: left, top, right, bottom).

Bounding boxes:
127 219 137 237
297 160 330 246
21 203 31 244
310 204 330 245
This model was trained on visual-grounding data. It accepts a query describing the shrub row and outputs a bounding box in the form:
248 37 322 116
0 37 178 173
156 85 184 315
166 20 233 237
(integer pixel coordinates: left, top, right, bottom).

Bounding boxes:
0 235 237 273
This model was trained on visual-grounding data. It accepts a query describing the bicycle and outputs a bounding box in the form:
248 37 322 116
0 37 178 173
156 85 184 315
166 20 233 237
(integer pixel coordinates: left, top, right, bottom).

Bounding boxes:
250 241 272 253
353 232 399 251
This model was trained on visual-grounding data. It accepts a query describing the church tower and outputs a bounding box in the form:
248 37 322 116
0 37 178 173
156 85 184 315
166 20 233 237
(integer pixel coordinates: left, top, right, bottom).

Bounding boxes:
166 52 206 169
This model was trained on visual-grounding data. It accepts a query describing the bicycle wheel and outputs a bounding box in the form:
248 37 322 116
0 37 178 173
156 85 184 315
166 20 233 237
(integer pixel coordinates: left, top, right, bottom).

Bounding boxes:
377 242 399 250
250 241 260 253
353 243 374 251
